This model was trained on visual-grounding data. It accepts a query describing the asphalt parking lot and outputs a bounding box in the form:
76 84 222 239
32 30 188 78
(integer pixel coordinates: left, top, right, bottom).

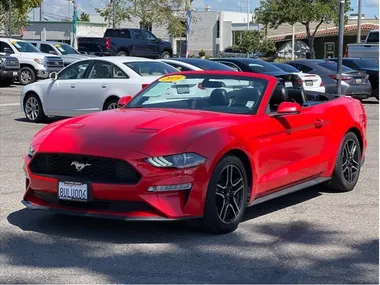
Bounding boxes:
0 85 378 283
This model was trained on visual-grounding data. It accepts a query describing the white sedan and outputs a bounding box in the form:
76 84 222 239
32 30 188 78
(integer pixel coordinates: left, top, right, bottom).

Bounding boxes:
20 56 178 122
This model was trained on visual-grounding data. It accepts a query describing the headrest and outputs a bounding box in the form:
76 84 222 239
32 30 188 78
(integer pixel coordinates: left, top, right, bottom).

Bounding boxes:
230 88 260 108
208 89 229 106
270 85 288 105
287 88 307 103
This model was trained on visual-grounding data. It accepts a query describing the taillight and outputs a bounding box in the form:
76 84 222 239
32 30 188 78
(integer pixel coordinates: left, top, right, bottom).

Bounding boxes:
297 79 303 85
329 75 352 81
320 81 324 86
105 38 111 50
142 84 149 89
197 83 205 90
344 46 348 57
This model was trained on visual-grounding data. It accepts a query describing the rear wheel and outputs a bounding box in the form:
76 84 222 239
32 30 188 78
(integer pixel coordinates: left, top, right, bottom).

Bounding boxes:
200 156 248 234
116 51 128 56
103 97 119 110
161 51 171 59
328 132 362 192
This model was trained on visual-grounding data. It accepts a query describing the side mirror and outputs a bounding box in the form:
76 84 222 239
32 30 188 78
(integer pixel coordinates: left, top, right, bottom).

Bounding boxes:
49 50 58 55
49 72 58 80
118 95 132 107
4 47 12 54
276 102 301 115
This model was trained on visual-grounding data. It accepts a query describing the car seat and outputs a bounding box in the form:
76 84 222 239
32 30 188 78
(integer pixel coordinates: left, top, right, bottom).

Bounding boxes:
268 85 288 112
229 88 260 109
207 89 229 106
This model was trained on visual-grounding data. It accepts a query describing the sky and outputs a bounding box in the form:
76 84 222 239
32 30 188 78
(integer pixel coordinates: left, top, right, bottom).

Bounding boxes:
29 0 380 23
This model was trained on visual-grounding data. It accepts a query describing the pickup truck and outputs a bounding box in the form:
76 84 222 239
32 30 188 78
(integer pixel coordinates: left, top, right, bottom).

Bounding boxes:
0 54 20 87
345 30 379 62
77 28 173 59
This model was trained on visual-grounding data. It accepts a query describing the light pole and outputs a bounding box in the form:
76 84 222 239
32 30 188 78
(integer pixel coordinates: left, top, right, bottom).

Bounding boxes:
336 0 345 96
67 0 78 47
356 0 362 42
8 0 11 37
111 0 116 28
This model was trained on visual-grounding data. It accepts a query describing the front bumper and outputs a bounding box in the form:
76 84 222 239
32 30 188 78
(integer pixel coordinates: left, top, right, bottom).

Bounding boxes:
22 153 209 220
1 70 19 78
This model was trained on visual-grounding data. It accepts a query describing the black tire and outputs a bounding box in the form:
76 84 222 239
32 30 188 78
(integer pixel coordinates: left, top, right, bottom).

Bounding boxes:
0 77 14 87
23 93 47 123
328 132 362 192
116 51 128 56
161 51 171 59
200 155 249 234
103 97 120 110
18 67 36 85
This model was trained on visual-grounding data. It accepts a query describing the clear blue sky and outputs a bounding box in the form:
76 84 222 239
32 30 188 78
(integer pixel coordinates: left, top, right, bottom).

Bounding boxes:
30 0 379 22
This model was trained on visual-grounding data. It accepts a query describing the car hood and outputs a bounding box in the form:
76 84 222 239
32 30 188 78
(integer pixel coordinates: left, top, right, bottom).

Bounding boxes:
61 54 97 61
32 108 238 157
17 52 60 59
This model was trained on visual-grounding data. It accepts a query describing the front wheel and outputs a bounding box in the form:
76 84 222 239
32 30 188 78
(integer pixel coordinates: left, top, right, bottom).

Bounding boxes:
19 67 36 85
161 51 171 59
23 93 46 123
328 132 362 192
200 156 248 234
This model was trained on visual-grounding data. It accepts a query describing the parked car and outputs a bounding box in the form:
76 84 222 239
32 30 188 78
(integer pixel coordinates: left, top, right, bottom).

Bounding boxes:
22 70 367 234
286 59 372 99
163 58 236 71
0 38 64 85
29 41 97 67
0 54 20 87
327 58 379 100
211 58 303 89
157 58 235 71
345 30 379 62
220 46 263 58
77 28 173 59
271 62 325 92
20 57 178 122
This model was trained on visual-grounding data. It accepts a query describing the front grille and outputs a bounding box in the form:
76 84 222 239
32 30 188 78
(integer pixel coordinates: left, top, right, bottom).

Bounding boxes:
32 190 154 213
4 58 20 68
45 56 64 68
30 153 141 184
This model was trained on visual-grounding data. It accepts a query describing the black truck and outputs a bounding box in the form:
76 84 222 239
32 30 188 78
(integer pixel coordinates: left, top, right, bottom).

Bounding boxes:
77 28 173 59
0 55 20 87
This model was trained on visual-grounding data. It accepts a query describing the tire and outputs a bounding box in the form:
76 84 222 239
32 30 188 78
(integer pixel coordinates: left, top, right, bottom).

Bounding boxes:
19 67 36 85
23 93 47 123
103 97 120 110
328 132 362 192
0 77 14 87
200 155 249 234
161 51 171 59
116 51 128 56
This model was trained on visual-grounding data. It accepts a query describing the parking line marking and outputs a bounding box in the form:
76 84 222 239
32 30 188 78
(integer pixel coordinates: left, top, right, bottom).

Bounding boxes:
0 103 20 107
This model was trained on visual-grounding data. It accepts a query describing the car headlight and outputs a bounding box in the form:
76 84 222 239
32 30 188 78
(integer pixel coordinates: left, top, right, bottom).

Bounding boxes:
28 145 35 157
33 58 43 65
145 153 206 169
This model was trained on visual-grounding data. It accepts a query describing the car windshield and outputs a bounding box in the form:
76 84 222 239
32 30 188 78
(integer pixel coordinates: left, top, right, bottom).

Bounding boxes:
53 43 80 55
272 63 300 73
247 60 284 73
354 59 379 69
125 73 268 114
318 62 354 73
124 61 178 76
10 41 41 53
176 59 235 71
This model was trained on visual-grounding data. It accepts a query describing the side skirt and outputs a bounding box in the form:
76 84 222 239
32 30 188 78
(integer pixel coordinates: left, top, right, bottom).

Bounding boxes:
249 177 331 207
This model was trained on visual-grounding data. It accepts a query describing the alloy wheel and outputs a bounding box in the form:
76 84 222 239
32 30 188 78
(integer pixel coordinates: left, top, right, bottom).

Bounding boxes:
25 97 40 121
215 164 245 224
342 138 360 184
107 103 119 109
21 70 32 84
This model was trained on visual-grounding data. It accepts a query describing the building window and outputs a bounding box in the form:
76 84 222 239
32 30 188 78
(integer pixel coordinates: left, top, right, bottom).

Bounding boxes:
232 31 244 46
216 20 220 38
139 22 152 31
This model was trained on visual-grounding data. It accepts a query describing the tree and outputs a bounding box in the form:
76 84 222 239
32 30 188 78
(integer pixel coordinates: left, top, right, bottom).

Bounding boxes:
254 0 352 58
235 30 277 56
79 11 90 22
96 0 191 37
0 0 42 35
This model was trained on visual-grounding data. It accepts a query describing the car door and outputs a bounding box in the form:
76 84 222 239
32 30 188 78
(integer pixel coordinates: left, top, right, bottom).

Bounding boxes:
43 60 92 116
131 30 149 57
142 30 160 56
40 43 57 55
254 87 329 194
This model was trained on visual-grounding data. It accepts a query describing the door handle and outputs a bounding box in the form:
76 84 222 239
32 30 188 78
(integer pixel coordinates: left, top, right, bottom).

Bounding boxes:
314 118 324 128
71 84 76 88
101 84 107 88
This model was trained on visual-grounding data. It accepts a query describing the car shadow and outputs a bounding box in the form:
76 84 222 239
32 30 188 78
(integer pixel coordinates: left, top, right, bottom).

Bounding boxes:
14 117 67 124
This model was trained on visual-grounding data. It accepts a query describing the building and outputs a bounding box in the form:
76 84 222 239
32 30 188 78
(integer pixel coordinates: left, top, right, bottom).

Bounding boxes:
19 9 260 57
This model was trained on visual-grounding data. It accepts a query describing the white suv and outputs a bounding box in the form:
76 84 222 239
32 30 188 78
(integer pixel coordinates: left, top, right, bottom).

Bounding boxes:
0 38 64 85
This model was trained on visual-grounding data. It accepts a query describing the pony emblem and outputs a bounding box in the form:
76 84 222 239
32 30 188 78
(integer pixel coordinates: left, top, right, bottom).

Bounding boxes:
71 161 91 172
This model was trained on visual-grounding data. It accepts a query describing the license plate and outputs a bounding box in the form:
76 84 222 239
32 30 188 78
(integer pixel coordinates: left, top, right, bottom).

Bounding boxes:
177 86 190 94
355 78 362 84
13 71 18 76
284 81 293 87
305 80 313 86
58 181 88 202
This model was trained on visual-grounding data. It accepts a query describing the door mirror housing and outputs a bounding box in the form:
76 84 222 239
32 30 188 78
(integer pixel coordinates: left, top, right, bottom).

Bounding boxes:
49 50 58 55
4 47 12 54
49 72 58 80
118 95 132 107
276 102 302 115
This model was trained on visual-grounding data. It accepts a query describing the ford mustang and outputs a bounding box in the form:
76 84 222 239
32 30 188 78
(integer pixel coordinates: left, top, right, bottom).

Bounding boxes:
22 71 367 234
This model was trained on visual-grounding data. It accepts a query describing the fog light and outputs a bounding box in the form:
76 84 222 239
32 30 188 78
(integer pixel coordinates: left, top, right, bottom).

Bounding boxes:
148 183 192 192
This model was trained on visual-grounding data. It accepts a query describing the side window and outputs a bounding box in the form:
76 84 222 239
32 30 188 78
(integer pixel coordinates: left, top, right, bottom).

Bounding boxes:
366 32 379 43
58 60 91 80
30 43 37 47
87 61 112 79
112 64 129 78
40 44 57 54
297 64 313 73
132 30 144 40
0 42 13 53
165 62 192 71
219 61 241 71
143 30 157 41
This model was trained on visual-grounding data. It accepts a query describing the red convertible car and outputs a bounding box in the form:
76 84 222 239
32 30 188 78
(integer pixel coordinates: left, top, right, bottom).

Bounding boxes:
22 71 367 234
